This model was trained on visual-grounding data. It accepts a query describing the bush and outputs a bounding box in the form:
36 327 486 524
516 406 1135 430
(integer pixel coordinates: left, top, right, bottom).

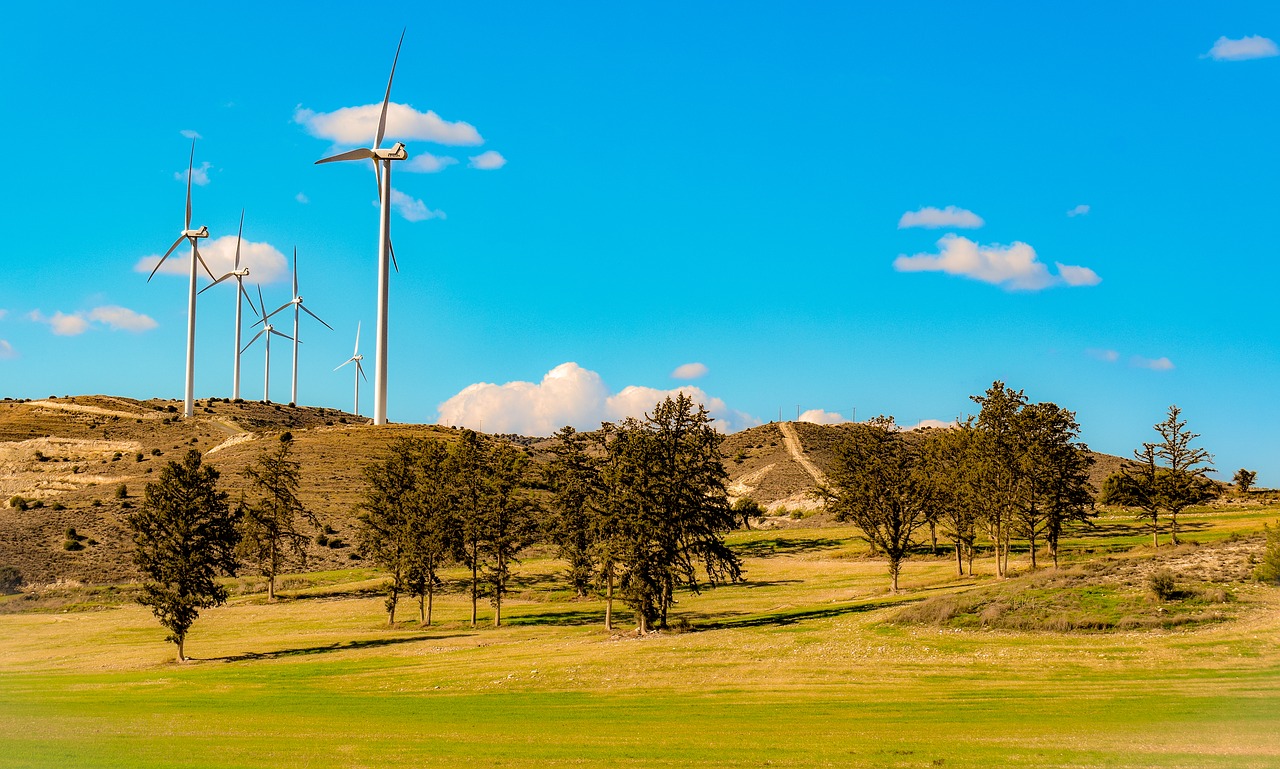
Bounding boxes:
1149 568 1179 601
9 496 27 511
112 452 122 461
315 534 330 547
327 537 344 549
135 453 144 462
51 502 65 511
116 484 128 499
323 524 337 535
28 499 43 509
33 450 48 462
151 448 161 456
91 499 102 507
280 431 293 443
63 540 84 551
0 566 22 594
1254 523 1280 584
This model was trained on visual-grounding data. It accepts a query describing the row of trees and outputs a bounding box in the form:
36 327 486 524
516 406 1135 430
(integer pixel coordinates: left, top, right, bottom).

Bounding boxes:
826 382 1095 589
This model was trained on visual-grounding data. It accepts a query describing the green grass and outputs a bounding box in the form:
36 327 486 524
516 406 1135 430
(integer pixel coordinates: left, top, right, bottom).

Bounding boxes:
3 516 1280 768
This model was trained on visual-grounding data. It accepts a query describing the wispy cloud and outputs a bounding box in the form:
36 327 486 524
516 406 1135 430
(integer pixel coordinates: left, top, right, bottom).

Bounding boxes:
437 362 759 435
1066 204 1091 217
388 188 445 222
295 192 309 204
1087 348 1120 363
175 161 212 187
1132 355 1175 371
404 153 459 173
898 206 984 230
135 236 289 283
295 103 482 146
180 129 202 140
1205 35 1279 61
87 306 158 332
893 234 1100 291
29 310 89 336
671 362 708 380
0 340 15 360
468 150 507 170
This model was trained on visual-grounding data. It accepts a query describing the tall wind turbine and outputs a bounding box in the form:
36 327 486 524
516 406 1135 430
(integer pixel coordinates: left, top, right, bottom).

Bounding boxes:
315 29 408 426
148 140 215 418
334 322 367 417
261 249 332 406
199 210 254 400
242 286 293 403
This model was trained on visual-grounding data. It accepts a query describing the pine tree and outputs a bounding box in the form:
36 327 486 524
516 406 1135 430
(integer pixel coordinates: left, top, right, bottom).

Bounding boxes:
971 381 1027 577
544 426 602 598
237 436 318 601
479 442 538 627
1151 406 1215 545
919 424 980 576
127 450 240 662
356 441 418 624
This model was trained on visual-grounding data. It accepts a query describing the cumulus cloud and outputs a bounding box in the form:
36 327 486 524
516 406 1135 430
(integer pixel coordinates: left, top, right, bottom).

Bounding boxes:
88 306 158 332
671 362 708 380
180 129 202 139
294 103 483 146
1205 35 1279 61
175 161 212 187
436 362 760 435
0 340 15 360
1087 348 1120 363
389 188 445 222
29 310 89 336
295 192 309 204
893 234 1100 291
135 235 289 284
468 150 507 170
898 205 984 230
1132 355 1175 371
902 418 953 431
1066 204 1090 217
404 153 459 173
799 409 851 425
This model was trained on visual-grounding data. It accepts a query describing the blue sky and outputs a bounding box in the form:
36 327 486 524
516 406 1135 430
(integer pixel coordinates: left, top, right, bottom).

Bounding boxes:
1 2 1278 481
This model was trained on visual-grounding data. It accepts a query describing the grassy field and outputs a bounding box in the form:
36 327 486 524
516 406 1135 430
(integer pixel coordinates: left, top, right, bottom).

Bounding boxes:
3 509 1279 768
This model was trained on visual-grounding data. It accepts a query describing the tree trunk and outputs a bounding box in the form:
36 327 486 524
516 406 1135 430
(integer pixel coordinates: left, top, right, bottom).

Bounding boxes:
176 635 185 663
388 585 398 626
1152 517 1160 549
1028 532 1038 570
268 574 276 602
930 521 938 555
1050 537 1059 569
426 585 434 626
494 553 504 628
890 558 901 592
955 541 963 576
1169 511 1180 545
605 564 614 631
470 554 478 627
966 542 974 576
419 591 426 625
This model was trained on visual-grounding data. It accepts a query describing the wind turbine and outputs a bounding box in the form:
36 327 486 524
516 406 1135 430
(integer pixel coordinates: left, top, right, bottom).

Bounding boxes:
334 322 367 417
198 210 254 400
260 249 332 406
315 29 409 426
242 286 293 403
148 139 216 418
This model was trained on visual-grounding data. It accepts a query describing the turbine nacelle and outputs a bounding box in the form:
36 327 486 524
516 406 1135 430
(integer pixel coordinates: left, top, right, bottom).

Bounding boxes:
182 226 209 239
373 143 407 160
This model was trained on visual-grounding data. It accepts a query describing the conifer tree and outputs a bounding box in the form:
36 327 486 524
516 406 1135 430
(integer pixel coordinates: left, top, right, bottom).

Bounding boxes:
544 426 602 598
237 435 317 601
356 441 418 624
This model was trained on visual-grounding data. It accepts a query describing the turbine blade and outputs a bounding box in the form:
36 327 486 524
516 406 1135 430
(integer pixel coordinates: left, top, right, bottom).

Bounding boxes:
358 362 368 381
300 304 333 330
198 273 234 294
185 140 195 230
335 358 354 371
390 238 399 273
271 329 295 342
234 209 244 269
372 158 382 201
375 28 406 150
194 245 217 281
241 328 266 354
354 321 361 355
315 147 374 165
147 234 187 281
292 248 299 298
256 285 266 319
263 301 293 321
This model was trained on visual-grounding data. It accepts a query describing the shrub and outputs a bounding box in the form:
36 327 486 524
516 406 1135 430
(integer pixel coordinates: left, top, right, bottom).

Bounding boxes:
1254 523 1280 584
0 566 22 594
323 524 337 535
1149 568 1179 601
28 499 43 509
135 453 144 462
9 496 27 511
63 540 84 551
116 484 128 499
91 499 102 507
51 502 65 511
151 448 161 456
111 452 122 461
315 534 330 547
327 537 344 549
280 432 293 443
33 450 48 462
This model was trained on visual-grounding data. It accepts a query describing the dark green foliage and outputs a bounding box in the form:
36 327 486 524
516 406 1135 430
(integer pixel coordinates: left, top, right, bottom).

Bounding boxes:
919 425 981 575
126 450 240 662
0 566 21 594
732 497 762 529
236 439 317 601
65 527 78 539
544 426 602 598
1255 523 1280 584
63 540 84 551
1234 469 1257 494
316 534 329 547
1121 407 1215 547
116 484 128 500
9 496 27 511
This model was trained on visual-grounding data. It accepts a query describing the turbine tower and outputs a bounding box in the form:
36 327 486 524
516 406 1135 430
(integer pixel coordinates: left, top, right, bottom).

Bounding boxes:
242 286 293 403
262 249 332 406
199 211 254 400
148 140 215 418
315 30 408 426
334 322 367 417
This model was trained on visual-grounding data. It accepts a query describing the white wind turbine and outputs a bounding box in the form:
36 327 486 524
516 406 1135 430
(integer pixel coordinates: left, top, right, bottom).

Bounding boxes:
334 322 367 417
148 139 216 418
315 29 409 426
198 210 254 400
242 286 293 403
260 249 332 406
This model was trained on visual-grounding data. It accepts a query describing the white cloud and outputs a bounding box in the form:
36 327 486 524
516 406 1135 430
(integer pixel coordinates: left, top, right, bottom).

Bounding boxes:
0 340 14 360
87 306 158 332
799 409 850 425
898 206 984 230
404 153 459 173
174 161 212 187
1087 348 1120 363
671 362 708 380
902 418 952 431
893 234 1100 291
135 235 289 283
436 362 760 435
468 150 507 170
180 129 202 140
295 192 310 204
28 310 90 336
1132 355 1175 371
389 188 445 222
1066 204 1090 217
1205 35 1279 61
294 103 483 146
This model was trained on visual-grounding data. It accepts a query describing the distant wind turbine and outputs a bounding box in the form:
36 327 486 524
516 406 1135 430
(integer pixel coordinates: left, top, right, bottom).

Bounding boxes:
334 323 367 417
148 140 216 418
242 286 293 403
315 29 409 426
199 210 254 400
261 249 332 406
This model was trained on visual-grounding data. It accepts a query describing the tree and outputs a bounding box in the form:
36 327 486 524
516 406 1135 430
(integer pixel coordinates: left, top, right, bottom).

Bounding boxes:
544 426 602 598
1149 405 1215 546
919 424 980 576
1254 522 1280 584
127 450 240 662
971 381 1027 577
1015 402 1094 569
479 442 538 627
403 438 456 627
356 441 418 624
1115 445 1167 547
237 436 318 601
450 430 489 626
1234 469 1257 494
828 417 931 591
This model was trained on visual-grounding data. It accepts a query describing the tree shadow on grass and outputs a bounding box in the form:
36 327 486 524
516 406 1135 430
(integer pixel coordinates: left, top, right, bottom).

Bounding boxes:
731 537 844 558
206 633 474 663
691 596 923 631
504 608 612 627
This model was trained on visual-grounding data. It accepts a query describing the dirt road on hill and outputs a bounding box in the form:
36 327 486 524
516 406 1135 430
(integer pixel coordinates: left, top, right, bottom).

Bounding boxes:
777 422 832 491
26 400 160 421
